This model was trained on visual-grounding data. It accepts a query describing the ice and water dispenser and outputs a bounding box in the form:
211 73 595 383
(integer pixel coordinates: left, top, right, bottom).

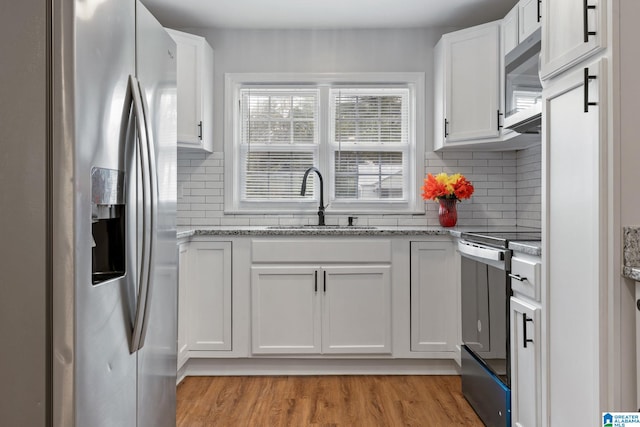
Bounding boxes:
91 167 126 285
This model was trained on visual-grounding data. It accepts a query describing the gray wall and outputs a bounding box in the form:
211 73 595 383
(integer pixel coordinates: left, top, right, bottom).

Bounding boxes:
0 0 49 425
175 27 542 228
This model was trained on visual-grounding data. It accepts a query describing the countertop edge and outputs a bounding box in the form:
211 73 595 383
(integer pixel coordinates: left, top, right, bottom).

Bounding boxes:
177 226 542 257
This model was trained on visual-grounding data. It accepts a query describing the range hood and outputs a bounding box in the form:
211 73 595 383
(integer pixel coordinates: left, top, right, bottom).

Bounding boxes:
504 102 541 134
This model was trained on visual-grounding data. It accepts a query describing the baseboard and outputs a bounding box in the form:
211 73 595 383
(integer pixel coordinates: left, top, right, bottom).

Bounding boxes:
181 358 460 377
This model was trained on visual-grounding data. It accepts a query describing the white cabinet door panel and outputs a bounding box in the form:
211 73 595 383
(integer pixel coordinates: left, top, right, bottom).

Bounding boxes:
322 266 391 354
545 59 606 426
444 22 501 142
251 266 321 354
187 241 232 351
503 4 519 56
510 297 541 427
166 29 213 152
410 241 457 354
177 243 189 369
540 0 606 80
519 0 541 41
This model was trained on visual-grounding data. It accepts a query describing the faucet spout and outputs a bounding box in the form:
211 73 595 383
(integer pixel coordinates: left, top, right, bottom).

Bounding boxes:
300 167 325 226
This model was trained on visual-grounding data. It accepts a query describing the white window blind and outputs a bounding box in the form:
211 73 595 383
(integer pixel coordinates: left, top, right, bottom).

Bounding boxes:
240 89 318 201
330 88 409 201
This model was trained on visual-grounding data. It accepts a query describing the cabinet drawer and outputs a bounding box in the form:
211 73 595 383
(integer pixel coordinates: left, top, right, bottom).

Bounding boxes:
252 239 391 263
510 256 541 301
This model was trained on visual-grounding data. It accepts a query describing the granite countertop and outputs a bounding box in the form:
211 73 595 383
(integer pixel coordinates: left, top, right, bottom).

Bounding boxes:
178 225 542 257
178 225 450 239
509 240 542 257
623 226 640 280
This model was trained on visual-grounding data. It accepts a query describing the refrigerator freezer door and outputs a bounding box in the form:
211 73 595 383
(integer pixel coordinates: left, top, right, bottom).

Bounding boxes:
135 3 178 427
72 0 138 425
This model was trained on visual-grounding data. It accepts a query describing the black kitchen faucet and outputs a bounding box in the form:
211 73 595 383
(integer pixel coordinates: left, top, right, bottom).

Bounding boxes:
300 167 325 226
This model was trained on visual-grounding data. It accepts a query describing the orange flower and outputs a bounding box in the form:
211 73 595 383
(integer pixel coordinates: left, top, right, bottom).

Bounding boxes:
453 175 474 200
421 172 474 201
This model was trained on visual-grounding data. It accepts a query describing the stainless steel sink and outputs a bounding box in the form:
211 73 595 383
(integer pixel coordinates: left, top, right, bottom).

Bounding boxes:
266 225 377 230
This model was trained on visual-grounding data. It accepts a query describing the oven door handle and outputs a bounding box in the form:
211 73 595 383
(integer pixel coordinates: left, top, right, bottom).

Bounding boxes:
458 240 505 261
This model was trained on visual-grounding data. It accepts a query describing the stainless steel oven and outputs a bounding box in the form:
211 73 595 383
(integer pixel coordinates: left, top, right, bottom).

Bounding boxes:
458 231 540 427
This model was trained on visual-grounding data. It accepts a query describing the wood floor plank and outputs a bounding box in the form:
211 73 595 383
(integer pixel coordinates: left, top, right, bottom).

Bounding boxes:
176 375 484 427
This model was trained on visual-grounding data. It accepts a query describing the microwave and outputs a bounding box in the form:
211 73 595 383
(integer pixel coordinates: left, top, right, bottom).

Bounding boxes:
504 27 542 134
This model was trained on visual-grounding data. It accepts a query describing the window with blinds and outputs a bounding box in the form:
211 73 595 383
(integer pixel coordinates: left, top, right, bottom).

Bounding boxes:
227 74 422 213
240 89 318 201
330 88 409 201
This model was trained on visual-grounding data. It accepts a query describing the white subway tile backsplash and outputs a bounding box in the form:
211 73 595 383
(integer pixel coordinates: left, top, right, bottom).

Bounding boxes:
176 146 542 228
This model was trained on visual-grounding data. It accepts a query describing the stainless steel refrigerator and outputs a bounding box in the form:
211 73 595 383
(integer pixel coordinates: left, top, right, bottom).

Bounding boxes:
0 1 177 426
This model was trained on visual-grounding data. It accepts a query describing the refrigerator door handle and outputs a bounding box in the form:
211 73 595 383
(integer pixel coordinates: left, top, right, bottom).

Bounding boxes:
134 76 159 351
128 75 153 354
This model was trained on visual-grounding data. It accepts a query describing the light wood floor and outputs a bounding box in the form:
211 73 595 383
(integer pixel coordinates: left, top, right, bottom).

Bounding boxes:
176 375 484 426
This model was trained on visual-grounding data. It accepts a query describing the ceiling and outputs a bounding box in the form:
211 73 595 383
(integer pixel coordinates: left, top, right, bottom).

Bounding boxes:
142 0 518 30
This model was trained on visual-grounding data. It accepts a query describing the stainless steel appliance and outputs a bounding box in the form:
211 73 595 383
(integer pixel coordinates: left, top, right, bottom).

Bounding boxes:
458 231 541 427
0 1 177 426
503 28 542 134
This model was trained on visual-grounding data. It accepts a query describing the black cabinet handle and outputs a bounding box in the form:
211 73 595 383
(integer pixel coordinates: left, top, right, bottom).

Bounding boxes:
537 0 542 22
583 0 597 42
444 118 449 138
497 110 503 130
198 120 203 140
323 270 327 292
523 313 534 348
583 68 597 113
314 270 318 293
509 273 527 282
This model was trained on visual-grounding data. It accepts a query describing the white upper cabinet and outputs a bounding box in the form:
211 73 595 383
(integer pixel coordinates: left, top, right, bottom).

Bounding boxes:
434 21 501 150
519 0 542 42
166 29 214 152
503 4 520 56
540 0 606 80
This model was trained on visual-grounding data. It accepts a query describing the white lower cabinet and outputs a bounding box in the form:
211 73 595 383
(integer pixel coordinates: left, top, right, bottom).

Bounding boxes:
181 241 232 356
510 297 541 427
251 264 391 355
251 266 321 354
322 266 391 354
409 241 457 357
177 243 189 369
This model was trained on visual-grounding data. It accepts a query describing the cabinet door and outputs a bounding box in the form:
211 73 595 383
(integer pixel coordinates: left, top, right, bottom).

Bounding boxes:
410 241 457 355
322 266 391 354
544 59 606 425
251 266 321 354
503 4 519 56
519 0 541 42
510 297 541 427
443 21 501 143
187 241 232 351
166 29 213 152
177 243 189 369
540 0 606 80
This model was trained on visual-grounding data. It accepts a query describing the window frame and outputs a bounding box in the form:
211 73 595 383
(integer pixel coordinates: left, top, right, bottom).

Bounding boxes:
224 72 426 215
